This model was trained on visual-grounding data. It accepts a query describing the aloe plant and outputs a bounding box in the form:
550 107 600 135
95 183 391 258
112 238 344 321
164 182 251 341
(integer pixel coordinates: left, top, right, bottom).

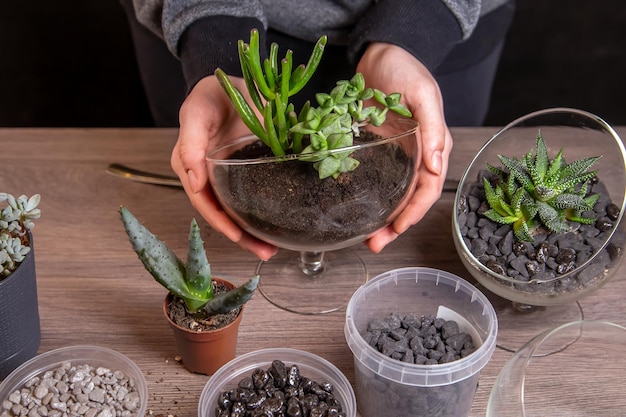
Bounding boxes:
1 193 41 277
119 207 258 315
483 132 601 241
215 29 412 179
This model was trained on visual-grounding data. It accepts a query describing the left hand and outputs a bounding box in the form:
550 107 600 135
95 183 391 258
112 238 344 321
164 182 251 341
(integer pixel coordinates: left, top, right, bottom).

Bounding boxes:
357 42 454 252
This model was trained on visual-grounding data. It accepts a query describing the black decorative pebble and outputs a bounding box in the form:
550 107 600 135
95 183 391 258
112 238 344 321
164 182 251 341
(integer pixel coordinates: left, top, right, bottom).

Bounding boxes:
355 313 482 416
458 171 625 296
215 360 346 417
363 313 476 365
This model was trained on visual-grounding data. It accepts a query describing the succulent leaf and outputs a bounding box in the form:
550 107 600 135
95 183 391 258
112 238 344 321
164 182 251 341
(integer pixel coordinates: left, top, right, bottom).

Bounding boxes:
552 193 592 212
534 132 549 179
120 207 257 314
203 276 260 315
1 193 40 276
317 156 341 179
584 193 600 208
185 219 214 303
498 154 533 189
513 219 533 242
119 207 199 308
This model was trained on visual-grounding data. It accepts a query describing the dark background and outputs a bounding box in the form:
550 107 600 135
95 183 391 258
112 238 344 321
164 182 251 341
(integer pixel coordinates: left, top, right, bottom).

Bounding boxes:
1 1 624 128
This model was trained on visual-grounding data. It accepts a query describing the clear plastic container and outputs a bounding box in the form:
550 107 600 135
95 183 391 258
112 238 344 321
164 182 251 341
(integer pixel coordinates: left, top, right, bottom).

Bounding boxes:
0 345 148 416
344 267 497 417
488 320 626 416
198 348 356 417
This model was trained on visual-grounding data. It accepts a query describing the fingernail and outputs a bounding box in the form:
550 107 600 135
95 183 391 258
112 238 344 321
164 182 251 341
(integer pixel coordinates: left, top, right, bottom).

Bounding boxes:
187 170 199 193
431 150 442 175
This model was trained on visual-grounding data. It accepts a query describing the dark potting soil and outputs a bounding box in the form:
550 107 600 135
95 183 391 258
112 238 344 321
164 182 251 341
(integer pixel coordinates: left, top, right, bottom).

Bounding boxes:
357 313 478 417
216 134 413 246
168 282 240 332
458 170 624 296
215 359 346 417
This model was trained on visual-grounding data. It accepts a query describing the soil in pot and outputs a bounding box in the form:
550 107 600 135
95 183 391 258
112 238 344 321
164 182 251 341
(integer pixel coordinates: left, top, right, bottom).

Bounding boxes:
164 280 244 375
458 170 625 297
166 281 240 332
217 133 413 247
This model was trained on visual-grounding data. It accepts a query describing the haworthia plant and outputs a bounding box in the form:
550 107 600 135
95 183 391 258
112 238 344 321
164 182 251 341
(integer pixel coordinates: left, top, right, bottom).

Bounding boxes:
119 206 258 314
483 132 601 241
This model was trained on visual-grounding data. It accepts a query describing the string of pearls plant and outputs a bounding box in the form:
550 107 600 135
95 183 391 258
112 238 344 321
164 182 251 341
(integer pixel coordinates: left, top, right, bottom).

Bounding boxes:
0 193 41 277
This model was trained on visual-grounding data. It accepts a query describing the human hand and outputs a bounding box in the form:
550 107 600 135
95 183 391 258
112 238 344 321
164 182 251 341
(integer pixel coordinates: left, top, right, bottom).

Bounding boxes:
171 75 278 260
356 42 454 252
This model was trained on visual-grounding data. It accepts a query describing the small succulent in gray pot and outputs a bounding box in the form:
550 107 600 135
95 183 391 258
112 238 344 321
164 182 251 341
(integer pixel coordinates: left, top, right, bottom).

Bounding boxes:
0 193 42 379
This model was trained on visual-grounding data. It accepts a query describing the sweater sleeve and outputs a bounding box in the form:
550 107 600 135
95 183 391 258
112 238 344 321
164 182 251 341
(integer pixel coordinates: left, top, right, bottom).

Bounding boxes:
348 0 481 72
178 15 266 91
132 0 266 56
132 0 267 91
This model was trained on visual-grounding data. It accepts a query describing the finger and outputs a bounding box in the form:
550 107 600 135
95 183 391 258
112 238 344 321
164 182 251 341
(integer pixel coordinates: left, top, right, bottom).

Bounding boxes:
392 172 443 234
409 83 448 177
174 102 215 194
237 234 279 262
366 225 399 253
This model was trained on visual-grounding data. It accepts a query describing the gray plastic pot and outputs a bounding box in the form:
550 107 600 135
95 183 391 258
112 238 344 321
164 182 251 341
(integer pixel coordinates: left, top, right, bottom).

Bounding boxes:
0 238 41 380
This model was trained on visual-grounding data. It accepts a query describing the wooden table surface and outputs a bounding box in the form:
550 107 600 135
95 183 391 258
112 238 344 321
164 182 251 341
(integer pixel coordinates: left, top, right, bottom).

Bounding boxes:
2 127 625 416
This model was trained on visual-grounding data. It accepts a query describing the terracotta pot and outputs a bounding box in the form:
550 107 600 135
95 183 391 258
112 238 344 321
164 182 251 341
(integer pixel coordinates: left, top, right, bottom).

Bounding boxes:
162 278 243 375
0 238 41 379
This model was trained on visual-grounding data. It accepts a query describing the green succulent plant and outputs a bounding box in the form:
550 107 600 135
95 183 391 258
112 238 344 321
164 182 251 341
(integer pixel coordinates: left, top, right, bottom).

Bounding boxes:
1 193 41 277
483 132 601 241
215 29 413 179
119 207 258 315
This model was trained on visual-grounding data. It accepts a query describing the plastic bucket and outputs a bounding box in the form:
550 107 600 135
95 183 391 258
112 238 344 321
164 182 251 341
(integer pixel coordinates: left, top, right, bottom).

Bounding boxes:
345 267 497 417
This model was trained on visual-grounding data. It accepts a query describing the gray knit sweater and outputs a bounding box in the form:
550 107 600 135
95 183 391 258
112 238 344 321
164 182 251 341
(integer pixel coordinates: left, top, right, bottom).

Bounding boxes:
132 0 513 90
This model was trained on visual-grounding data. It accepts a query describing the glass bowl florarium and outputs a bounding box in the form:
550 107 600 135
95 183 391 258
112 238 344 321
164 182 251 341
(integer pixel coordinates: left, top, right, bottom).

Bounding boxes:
206 30 419 314
452 108 626 351
208 117 418 314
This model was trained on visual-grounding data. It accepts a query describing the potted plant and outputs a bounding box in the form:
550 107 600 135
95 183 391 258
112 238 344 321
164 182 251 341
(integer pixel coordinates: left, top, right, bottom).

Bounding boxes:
0 193 41 379
206 29 418 314
119 206 259 375
452 108 626 309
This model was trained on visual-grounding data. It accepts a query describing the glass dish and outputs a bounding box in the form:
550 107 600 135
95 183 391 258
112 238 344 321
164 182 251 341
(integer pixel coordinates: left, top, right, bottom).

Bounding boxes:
488 320 626 416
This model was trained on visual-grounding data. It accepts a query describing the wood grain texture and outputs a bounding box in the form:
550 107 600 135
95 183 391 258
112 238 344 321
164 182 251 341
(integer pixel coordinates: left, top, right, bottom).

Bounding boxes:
1 127 625 416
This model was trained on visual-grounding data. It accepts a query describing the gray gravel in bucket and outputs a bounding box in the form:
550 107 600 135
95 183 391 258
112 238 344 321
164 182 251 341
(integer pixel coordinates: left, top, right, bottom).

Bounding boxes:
357 313 479 416
1 362 142 417
363 313 476 365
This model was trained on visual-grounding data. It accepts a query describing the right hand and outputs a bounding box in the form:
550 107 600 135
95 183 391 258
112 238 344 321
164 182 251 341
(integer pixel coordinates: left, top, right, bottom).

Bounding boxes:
171 75 278 261
356 42 454 253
